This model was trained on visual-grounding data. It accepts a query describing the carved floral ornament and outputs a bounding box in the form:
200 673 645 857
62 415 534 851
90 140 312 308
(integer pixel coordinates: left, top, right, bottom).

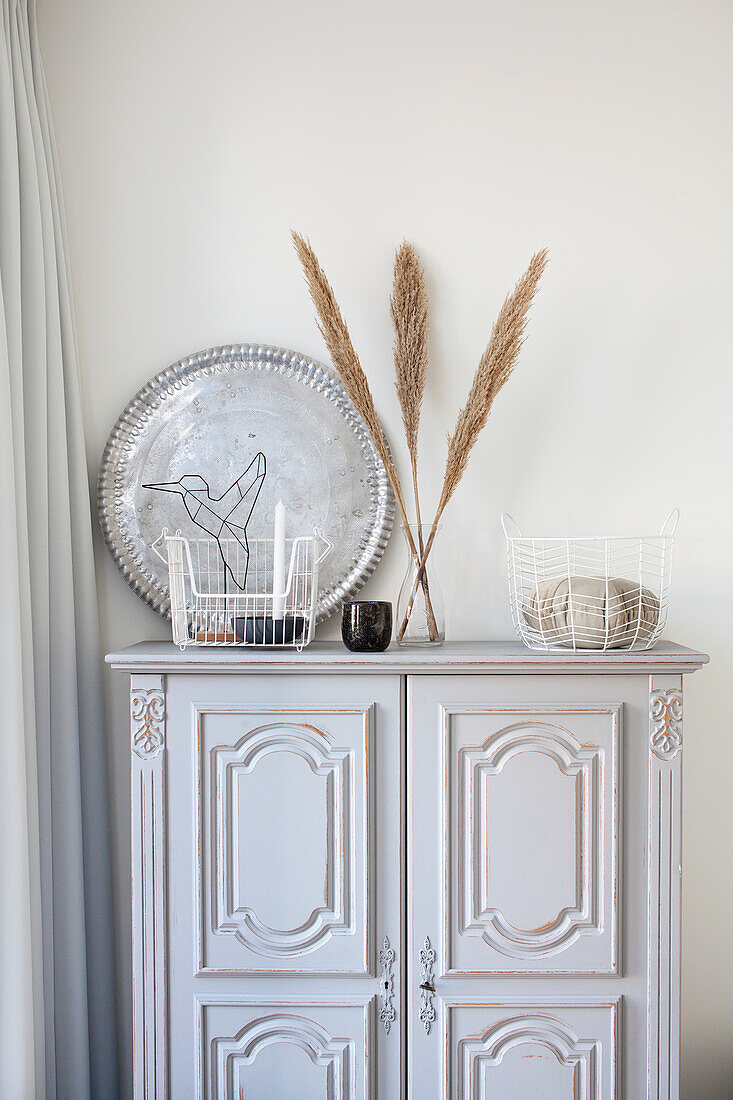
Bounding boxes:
650 689 683 760
131 688 165 758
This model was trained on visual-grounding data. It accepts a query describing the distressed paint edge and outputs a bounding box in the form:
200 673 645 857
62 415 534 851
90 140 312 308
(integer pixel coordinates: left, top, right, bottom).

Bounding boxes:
647 674 683 1100
131 675 168 1099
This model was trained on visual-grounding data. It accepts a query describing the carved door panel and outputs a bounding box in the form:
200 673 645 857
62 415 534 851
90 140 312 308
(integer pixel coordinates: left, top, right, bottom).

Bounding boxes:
442 1000 618 1099
196 701 373 974
197 997 373 1100
162 673 403 1099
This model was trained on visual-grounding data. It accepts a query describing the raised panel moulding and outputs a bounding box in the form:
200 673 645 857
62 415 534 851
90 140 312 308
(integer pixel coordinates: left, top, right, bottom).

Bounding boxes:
211 1014 354 1099
458 1015 600 1099
443 1000 619 1100
196 997 372 1100
457 719 609 958
211 722 355 957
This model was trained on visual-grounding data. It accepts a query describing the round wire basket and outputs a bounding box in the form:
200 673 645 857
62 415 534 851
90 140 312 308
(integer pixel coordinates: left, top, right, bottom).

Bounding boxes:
502 510 679 652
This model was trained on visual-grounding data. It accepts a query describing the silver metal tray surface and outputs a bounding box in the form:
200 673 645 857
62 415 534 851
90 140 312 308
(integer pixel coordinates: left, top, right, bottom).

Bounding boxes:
97 343 394 621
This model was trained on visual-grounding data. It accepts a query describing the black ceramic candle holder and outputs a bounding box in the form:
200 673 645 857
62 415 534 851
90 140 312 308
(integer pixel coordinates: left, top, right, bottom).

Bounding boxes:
341 601 392 652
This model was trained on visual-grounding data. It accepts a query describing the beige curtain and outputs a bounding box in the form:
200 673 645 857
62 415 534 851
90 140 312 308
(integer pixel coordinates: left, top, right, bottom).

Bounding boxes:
0 0 117 1095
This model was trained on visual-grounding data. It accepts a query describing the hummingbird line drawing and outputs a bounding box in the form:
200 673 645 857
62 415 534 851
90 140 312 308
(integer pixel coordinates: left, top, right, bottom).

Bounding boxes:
144 452 267 591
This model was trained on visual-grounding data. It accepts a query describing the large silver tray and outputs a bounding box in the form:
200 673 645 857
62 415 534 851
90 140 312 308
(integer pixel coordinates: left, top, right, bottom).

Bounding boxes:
97 344 394 621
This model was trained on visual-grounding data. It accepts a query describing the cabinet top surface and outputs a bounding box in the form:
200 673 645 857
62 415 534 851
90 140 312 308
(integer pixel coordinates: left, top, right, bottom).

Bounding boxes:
106 639 708 674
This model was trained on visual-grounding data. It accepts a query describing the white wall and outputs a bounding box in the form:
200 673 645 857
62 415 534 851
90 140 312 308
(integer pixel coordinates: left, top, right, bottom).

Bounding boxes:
38 0 732 1094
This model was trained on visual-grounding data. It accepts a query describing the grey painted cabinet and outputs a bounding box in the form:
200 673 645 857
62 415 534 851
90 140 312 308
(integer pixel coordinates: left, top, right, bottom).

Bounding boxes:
109 640 707 1099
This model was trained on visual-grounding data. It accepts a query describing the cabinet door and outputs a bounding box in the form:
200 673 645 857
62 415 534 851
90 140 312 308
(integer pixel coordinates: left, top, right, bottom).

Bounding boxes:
160 673 403 1099
408 673 650 1099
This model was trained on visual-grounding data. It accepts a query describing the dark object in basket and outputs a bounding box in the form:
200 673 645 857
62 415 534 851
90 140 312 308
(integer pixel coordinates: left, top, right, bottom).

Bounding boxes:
341 601 392 652
232 613 307 645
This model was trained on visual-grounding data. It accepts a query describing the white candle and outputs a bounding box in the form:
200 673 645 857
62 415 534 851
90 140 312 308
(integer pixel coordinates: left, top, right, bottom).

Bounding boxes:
272 499 287 621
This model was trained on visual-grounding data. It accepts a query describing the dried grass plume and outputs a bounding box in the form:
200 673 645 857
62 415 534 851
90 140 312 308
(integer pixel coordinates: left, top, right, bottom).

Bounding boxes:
438 247 549 520
391 240 429 532
291 231 385 459
291 231 415 552
396 246 549 638
391 242 429 458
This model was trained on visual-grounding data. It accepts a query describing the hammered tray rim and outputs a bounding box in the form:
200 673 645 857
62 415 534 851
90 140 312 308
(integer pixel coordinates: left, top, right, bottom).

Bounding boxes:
97 342 395 622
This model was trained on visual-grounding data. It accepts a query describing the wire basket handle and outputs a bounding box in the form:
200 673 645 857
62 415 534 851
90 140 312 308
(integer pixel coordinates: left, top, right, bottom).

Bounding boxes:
313 528 335 566
659 508 680 538
151 528 170 563
151 528 186 563
500 513 523 540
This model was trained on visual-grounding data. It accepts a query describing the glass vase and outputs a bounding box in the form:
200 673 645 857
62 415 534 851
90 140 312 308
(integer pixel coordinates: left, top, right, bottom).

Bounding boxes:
395 524 445 646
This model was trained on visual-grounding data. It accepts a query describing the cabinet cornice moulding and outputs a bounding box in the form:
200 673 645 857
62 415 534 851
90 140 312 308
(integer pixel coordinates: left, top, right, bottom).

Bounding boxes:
107 639 709 675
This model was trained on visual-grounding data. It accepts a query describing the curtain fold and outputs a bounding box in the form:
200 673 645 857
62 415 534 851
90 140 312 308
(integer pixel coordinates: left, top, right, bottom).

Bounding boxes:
0 0 118 1096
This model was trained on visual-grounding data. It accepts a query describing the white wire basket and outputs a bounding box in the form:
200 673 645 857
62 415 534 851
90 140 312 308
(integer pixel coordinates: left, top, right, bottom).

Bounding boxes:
151 528 333 650
502 510 679 652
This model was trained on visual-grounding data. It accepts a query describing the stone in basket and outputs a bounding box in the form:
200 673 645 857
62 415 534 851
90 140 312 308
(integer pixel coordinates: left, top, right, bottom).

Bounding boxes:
523 575 660 650
502 510 678 652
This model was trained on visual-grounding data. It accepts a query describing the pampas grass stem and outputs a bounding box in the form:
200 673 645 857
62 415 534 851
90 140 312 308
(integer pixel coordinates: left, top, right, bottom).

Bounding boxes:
396 247 549 640
292 231 440 638
391 240 436 635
